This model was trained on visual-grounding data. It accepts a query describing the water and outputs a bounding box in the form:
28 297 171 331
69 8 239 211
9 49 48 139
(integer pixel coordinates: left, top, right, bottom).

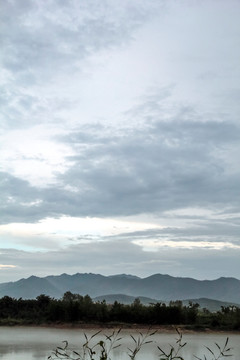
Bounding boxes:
0 327 239 360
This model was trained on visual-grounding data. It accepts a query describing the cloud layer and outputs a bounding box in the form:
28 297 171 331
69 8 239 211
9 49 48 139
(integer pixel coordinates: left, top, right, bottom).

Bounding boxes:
1 0 240 282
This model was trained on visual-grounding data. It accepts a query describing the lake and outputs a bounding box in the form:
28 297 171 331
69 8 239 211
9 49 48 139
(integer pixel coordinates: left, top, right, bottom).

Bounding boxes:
0 326 239 360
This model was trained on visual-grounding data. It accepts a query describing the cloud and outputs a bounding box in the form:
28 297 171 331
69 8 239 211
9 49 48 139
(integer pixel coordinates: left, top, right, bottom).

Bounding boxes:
1 237 240 282
0 265 17 269
133 239 240 251
1 0 240 282
0 172 43 224
0 0 164 129
57 114 240 217
2 0 157 76
1 107 240 224
110 213 240 250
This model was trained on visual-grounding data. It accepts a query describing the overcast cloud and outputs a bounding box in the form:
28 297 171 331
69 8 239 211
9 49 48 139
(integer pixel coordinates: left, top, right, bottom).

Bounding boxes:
1 0 240 283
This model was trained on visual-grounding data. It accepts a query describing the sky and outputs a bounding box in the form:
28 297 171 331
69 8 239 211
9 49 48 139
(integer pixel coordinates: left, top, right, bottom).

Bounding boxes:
1 0 240 283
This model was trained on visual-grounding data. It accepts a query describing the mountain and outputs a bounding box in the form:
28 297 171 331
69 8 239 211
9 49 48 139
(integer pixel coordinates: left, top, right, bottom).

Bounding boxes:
93 294 158 305
93 294 239 312
0 273 240 305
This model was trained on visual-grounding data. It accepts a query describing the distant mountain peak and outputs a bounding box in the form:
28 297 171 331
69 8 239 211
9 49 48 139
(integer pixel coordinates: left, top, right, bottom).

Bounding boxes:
108 274 140 280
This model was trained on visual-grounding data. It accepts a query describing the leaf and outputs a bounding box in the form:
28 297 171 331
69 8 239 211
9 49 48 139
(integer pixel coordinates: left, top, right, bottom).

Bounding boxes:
157 346 168 356
205 346 214 355
73 351 80 355
90 330 102 340
150 330 157 336
130 335 137 344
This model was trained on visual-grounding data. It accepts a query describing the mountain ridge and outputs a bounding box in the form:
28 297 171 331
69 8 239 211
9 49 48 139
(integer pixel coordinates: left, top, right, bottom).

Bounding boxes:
0 273 239 305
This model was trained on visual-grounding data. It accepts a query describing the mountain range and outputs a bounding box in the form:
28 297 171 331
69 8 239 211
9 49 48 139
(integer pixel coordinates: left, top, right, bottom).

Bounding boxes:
0 273 239 308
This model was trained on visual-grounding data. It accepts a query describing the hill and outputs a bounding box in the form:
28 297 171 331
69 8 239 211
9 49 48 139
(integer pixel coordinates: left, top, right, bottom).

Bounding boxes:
93 294 239 312
93 294 158 305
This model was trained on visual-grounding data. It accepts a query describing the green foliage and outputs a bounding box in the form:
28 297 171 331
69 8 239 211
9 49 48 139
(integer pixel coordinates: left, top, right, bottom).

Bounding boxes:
48 329 122 360
0 293 239 330
194 337 232 360
48 329 233 360
127 328 157 359
157 328 186 360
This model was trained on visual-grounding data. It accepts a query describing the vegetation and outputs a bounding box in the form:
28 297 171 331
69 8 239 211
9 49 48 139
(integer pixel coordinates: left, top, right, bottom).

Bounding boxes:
48 328 233 360
0 292 240 330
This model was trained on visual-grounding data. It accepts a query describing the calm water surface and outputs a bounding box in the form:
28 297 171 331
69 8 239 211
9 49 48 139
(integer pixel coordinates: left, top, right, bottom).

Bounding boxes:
0 327 239 360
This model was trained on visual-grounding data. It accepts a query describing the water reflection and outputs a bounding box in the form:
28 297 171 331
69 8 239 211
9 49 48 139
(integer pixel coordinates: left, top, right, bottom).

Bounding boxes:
0 327 239 360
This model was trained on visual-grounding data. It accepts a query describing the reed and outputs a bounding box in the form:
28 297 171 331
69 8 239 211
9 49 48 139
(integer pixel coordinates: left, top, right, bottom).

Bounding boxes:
48 328 233 360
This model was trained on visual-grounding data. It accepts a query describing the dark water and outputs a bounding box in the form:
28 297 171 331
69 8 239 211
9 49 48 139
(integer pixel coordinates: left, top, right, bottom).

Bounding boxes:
0 327 239 359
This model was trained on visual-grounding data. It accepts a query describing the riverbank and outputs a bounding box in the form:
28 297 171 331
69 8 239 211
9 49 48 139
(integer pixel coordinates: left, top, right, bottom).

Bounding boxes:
1 320 239 334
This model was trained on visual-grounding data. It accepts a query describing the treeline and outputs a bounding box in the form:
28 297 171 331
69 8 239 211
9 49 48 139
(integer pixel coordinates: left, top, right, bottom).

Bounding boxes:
0 292 240 329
